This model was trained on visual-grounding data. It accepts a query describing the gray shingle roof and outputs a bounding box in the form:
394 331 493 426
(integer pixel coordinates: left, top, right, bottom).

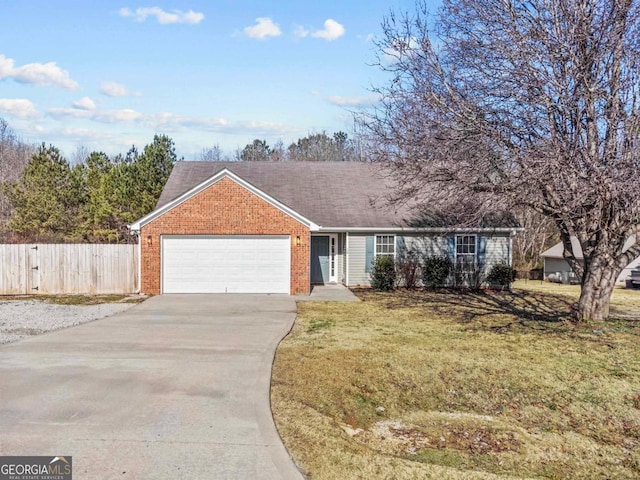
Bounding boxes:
157 161 520 229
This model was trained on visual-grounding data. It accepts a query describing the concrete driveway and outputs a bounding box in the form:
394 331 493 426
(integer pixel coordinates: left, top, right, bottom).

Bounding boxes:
0 295 304 480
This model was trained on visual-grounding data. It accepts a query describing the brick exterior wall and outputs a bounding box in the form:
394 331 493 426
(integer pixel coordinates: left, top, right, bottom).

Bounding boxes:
140 176 310 295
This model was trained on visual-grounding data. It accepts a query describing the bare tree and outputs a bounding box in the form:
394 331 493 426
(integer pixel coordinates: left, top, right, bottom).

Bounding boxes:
269 139 286 162
240 139 270 162
288 131 359 161
70 144 91 165
512 209 559 271
362 0 640 321
0 118 33 226
199 144 223 161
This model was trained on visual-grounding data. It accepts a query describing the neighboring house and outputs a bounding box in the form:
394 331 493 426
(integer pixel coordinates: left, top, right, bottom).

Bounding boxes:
541 237 640 284
129 162 522 295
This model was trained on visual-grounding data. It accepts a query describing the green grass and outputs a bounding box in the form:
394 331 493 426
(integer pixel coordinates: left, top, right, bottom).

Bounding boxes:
271 283 640 479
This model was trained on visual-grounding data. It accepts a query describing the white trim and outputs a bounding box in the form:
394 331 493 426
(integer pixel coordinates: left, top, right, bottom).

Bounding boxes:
129 168 320 231
455 233 478 263
160 234 164 294
310 234 338 284
329 234 338 283
374 233 396 259
137 236 142 294
345 232 350 286
318 226 523 233
509 232 513 267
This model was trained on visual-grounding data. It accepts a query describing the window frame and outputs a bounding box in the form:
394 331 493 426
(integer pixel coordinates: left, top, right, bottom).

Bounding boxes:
375 234 396 259
455 234 477 264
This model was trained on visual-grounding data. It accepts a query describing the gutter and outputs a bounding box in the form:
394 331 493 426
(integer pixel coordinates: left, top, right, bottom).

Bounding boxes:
318 226 524 233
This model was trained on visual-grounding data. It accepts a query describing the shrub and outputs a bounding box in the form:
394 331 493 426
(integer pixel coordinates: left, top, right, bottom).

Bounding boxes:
487 263 517 287
396 248 421 289
370 255 396 291
422 255 452 288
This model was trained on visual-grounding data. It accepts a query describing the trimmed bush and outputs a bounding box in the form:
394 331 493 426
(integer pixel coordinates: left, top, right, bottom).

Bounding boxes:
487 263 517 287
422 255 452 288
370 255 396 291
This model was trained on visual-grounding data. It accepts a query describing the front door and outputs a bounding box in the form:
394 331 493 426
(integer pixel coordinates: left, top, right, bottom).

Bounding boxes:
311 236 330 284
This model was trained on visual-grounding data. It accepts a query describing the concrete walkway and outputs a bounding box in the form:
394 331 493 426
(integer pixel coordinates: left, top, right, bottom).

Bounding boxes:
0 295 304 480
295 284 360 302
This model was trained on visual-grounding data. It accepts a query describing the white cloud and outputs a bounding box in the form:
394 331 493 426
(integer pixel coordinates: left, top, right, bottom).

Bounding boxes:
0 54 78 89
327 95 379 107
99 81 140 97
0 98 39 118
48 107 144 123
293 25 309 39
0 55 13 77
46 104 296 137
73 97 96 110
311 19 345 41
147 112 296 136
119 7 204 24
243 17 281 40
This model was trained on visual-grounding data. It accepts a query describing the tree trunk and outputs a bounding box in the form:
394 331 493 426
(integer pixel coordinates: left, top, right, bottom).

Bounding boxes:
574 264 619 322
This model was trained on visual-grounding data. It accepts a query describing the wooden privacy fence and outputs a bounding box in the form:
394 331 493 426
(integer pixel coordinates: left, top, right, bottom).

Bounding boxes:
0 244 138 295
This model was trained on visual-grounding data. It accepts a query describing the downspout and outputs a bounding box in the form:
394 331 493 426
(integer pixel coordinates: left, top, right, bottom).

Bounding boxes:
509 232 513 267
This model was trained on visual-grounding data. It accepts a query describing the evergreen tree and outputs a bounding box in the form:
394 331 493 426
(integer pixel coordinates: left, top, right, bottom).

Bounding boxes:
4 144 83 241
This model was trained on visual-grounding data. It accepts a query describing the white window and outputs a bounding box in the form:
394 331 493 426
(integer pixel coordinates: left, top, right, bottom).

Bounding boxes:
375 234 395 258
455 235 476 263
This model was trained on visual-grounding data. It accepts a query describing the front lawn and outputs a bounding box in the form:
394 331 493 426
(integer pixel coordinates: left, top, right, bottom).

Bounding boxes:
271 283 640 479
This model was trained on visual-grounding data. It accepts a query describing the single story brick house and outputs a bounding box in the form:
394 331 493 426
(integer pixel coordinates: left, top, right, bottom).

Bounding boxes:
129 161 521 295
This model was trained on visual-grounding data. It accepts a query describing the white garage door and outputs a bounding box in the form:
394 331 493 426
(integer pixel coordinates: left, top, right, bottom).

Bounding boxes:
162 235 291 294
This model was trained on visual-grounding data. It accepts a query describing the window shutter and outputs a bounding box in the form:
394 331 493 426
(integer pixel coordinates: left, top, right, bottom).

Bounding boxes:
446 235 456 261
396 235 405 255
477 235 487 266
365 236 375 273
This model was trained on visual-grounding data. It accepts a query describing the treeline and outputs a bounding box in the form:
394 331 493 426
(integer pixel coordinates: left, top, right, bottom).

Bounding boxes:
0 119 363 244
1 133 177 243
201 131 363 162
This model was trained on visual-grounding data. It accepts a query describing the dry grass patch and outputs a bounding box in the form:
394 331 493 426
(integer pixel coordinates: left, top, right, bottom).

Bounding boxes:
272 286 640 479
0 294 146 305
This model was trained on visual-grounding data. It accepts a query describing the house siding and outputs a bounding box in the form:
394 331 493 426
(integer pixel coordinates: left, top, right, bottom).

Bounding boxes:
140 176 310 295
346 232 513 287
347 233 369 286
484 235 510 272
544 258 571 278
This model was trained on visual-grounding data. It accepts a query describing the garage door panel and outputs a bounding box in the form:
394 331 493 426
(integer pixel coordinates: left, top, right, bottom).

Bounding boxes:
162 235 290 294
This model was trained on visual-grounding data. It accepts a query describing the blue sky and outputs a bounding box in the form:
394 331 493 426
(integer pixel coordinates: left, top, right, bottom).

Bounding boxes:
0 1 440 159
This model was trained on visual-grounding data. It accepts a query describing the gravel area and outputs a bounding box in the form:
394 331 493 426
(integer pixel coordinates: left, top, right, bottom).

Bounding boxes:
0 300 137 345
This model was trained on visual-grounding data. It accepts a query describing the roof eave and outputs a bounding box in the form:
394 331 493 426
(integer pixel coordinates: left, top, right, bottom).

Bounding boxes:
317 226 523 233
